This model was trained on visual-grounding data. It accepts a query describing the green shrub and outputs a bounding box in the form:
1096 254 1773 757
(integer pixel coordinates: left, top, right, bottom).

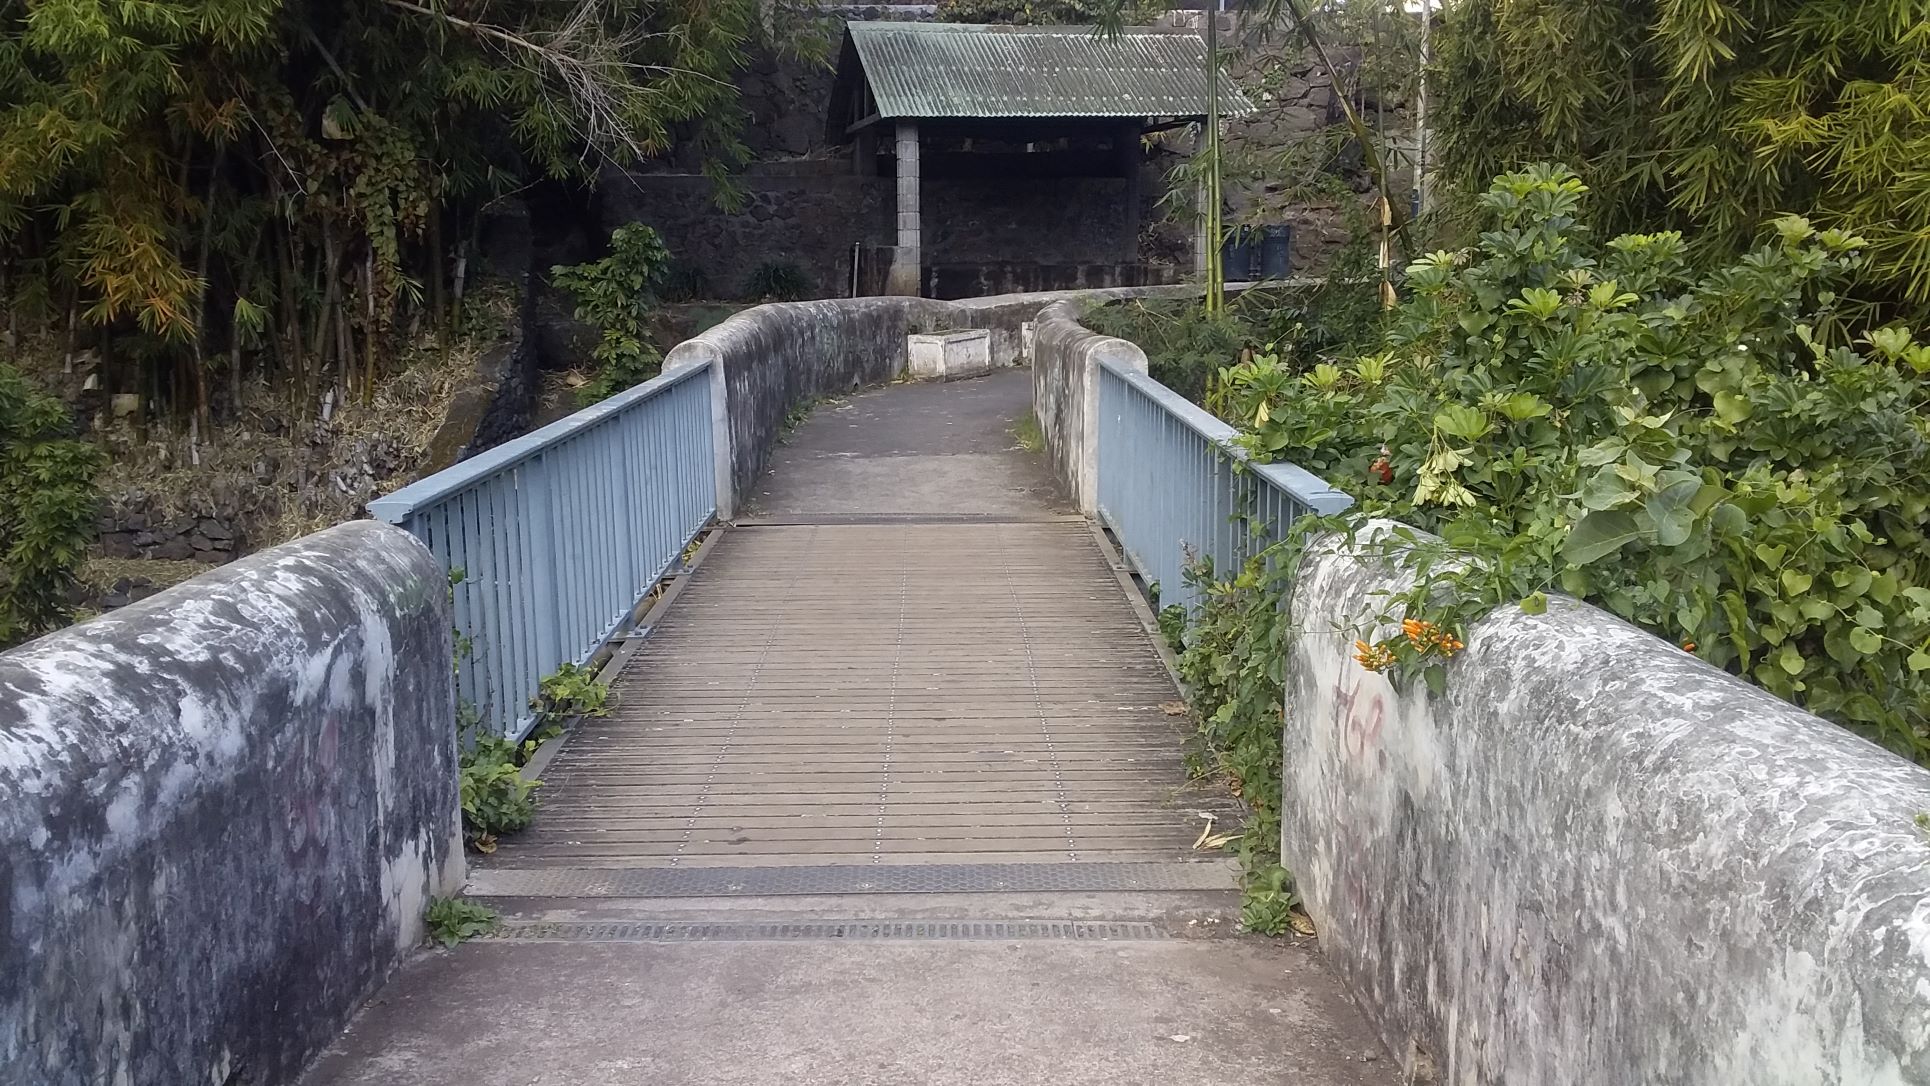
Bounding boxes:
1083 298 1249 406
935 0 1104 23
1217 166 1930 761
741 260 812 302
657 262 711 303
0 364 102 648
458 733 541 851
532 661 611 725
424 896 499 948
1082 246 1385 410
552 224 672 406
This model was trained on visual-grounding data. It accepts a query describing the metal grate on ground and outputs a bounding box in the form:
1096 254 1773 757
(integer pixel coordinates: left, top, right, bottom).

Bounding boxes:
482 919 1172 943
485 521 1241 870
469 859 1238 897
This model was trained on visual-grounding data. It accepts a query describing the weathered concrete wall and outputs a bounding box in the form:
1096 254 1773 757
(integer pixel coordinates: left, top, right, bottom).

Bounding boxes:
664 287 1187 515
0 521 463 1086
1029 296 1152 514
1283 524 1930 1085
664 297 956 511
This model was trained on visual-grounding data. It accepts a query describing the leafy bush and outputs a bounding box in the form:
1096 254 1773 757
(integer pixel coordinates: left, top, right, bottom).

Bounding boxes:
658 262 712 303
1082 247 1385 409
935 0 1105 23
1083 299 1249 406
532 661 611 725
741 260 813 303
0 365 103 648
424 896 499 948
552 224 673 406
1174 553 1295 879
1216 166 1930 760
459 733 542 853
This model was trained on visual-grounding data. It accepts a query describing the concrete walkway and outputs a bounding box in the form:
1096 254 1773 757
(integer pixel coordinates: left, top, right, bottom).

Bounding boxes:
301 370 1392 1086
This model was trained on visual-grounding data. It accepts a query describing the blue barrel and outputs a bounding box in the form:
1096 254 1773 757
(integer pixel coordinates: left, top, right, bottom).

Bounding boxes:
1259 224 1293 279
1219 227 1257 282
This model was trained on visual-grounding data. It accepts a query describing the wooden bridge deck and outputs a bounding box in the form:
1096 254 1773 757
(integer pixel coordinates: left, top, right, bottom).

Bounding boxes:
490 519 1233 871
481 369 1241 884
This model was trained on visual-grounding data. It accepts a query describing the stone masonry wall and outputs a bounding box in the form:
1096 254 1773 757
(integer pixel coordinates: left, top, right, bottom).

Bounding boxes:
0 521 464 1086
923 176 1141 267
604 168 1166 302
602 168 895 302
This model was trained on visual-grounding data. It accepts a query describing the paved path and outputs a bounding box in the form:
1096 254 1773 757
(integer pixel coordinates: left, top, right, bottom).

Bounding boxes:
302 370 1392 1086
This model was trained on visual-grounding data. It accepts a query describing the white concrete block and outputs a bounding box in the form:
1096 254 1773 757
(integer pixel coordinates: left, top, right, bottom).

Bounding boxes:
907 329 992 382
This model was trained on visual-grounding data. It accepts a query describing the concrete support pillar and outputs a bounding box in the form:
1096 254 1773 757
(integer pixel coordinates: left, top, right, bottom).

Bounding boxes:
888 119 921 296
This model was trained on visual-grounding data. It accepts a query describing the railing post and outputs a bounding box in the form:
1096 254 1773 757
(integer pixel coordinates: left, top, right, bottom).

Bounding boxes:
704 357 732 519
524 452 568 697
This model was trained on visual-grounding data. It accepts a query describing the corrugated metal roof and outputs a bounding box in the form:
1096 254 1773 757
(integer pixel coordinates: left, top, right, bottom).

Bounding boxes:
845 22 1254 120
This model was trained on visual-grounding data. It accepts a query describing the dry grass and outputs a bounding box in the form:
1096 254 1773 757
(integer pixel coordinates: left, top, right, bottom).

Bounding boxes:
1010 412 1045 453
80 556 217 593
91 284 518 549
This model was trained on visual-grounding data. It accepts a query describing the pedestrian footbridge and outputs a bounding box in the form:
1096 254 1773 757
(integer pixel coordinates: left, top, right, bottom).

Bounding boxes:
4 292 1925 1086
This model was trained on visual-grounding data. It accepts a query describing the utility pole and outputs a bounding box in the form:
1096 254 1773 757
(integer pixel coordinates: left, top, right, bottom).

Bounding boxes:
1414 0 1431 216
1204 0 1224 314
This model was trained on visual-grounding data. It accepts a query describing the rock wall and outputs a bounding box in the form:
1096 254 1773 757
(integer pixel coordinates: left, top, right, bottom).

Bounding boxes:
604 167 1172 303
0 521 464 1086
603 167 893 302
1282 524 1930 1085
95 502 242 564
924 176 1144 266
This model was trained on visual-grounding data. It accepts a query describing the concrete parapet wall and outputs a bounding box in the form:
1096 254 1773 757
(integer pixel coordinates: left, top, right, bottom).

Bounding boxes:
1029 296 1151 514
664 287 1189 515
664 297 957 512
1283 524 1930 1085
0 521 463 1086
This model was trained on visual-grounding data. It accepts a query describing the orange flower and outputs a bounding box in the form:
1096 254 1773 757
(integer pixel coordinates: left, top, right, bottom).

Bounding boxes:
1353 639 1397 672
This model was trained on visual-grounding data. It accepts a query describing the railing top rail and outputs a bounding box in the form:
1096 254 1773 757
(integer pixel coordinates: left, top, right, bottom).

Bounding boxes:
1097 354 1353 517
368 360 711 524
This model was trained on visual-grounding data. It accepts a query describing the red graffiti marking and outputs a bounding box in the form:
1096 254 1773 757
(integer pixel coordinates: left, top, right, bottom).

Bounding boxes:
1332 671 1386 765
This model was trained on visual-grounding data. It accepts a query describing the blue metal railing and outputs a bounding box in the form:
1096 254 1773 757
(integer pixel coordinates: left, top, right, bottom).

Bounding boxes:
369 362 717 739
1095 357 1352 615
